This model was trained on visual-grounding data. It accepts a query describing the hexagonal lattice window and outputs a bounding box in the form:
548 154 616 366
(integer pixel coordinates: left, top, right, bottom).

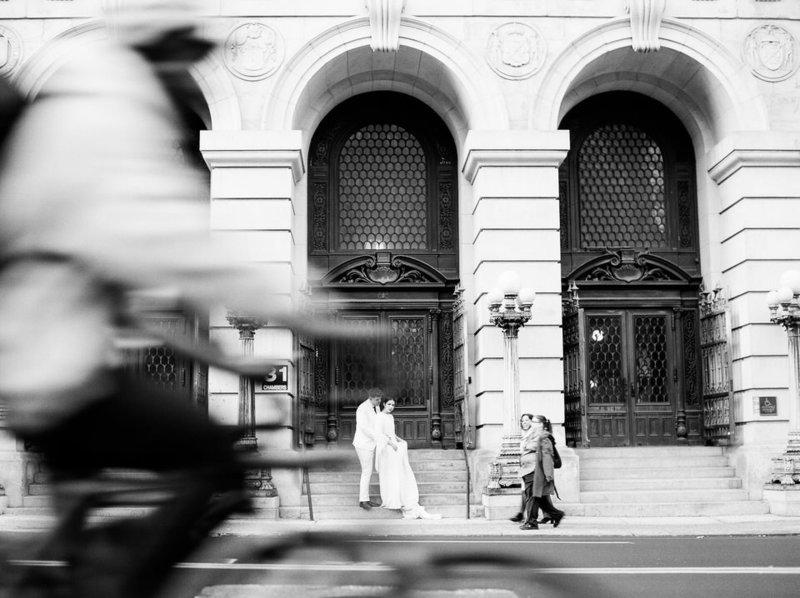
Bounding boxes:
587 315 623 404
390 318 426 407
634 315 668 403
337 124 428 251
578 123 667 249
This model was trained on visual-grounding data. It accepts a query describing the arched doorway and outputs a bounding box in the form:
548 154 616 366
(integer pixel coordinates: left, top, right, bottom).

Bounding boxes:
560 92 703 447
306 92 459 449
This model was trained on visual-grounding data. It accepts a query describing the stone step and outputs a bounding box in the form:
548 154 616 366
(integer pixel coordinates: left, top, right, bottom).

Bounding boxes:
580 466 735 480
309 470 467 483
309 493 468 507
315 460 466 474
28 483 51 496
278 504 475 520
22 495 51 509
580 488 750 504
581 477 742 491
307 481 466 495
574 446 723 459
407 449 468 460
579 456 730 469
579 500 770 517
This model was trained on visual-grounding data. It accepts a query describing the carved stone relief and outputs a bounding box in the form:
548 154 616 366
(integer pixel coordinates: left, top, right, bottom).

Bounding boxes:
580 249 685 284
743 24 798 82
0 25 22 77
224 23 284 81
486 22 546 80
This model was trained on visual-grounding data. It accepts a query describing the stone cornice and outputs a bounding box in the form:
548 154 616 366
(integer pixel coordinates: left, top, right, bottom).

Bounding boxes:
461 130 570 183
462 149 569 183
201 149 304 181
200 130 305 182
708 149 800 184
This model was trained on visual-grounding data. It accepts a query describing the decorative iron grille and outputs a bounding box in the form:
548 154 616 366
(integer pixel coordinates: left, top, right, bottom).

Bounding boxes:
453 287 473 448
587 315 623 404
563 307 584 447
122 317 186 392
339 319 380 408
634 315 669 403
700 289 733 444
578 123 667 249
338 123 428 251
298 339 316 446
390 317 426 407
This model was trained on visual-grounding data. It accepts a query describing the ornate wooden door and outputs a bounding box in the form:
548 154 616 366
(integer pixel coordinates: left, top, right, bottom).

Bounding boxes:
334 310 433 448
585 309 677 446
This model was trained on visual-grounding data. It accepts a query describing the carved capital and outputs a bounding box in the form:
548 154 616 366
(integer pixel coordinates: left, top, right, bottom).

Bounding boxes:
226 313 266 338
366 0 405 52
626 0 666 53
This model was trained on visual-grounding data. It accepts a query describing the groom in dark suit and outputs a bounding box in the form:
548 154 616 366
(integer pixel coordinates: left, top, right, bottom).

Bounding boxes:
352 387 384 509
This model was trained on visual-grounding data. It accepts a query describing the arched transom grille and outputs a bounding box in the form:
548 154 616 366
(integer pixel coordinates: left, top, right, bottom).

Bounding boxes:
578 123 667 249
337 123 428 251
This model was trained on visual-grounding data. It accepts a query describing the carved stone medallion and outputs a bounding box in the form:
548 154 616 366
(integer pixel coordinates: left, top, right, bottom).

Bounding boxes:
743 24 799 82
0 26 22 77
486 22 546 80
224 23 284 81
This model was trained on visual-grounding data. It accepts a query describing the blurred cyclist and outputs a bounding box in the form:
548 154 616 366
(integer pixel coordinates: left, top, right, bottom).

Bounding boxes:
0 2 346 596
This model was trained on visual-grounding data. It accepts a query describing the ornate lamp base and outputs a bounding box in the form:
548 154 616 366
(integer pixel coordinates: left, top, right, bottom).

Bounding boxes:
485 434 522 492
766 431 800 486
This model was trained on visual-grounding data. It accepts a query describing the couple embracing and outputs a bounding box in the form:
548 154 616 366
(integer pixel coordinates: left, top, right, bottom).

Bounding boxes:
352 388 441 519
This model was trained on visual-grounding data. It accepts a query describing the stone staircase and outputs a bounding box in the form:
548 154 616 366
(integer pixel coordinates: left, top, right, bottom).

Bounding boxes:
573 446 770 517
279 449 475 520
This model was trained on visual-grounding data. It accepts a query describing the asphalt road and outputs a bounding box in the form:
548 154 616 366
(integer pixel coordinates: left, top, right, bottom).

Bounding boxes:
155 533 800 598
4 532 800 597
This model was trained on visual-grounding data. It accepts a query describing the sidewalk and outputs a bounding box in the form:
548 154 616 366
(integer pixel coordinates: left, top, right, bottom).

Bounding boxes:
2 511 800 537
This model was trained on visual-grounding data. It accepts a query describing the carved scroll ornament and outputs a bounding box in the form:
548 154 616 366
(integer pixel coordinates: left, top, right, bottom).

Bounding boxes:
324 253 445 286
576 249 689 284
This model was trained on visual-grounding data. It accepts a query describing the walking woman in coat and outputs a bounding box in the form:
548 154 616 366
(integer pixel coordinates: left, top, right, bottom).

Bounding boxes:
510 413 535 523
519 415 565 530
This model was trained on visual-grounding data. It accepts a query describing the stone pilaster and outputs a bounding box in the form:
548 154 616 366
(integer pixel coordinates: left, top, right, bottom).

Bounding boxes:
708 132 800 511
462 130 579 516
201 131 305 517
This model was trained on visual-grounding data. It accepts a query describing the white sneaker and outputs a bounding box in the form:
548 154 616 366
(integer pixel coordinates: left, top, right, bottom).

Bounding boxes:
419 509 441 520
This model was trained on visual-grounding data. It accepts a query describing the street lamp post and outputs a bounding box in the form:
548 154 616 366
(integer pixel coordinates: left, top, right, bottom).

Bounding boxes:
766 269 800 486
486 271 535 489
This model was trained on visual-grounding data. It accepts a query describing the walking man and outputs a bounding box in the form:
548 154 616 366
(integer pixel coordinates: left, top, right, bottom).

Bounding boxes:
353 387 384 509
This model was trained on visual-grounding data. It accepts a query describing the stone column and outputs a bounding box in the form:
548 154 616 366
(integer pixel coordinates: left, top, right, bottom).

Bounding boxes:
708 132 800 512
225 314 277 500
461 130 577 518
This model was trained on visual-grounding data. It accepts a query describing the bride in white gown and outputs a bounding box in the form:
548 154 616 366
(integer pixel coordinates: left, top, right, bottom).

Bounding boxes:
374 398 441 519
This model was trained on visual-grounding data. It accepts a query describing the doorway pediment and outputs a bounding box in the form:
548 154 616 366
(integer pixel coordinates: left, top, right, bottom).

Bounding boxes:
322 253 446 288
567 249 699 286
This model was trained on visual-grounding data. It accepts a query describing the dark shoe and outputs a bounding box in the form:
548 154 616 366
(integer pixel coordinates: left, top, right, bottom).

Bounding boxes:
368 500 381 507
552 512 565 528
539 516 553 524
519 522 539 530
509 513 523 523
359 501 372 510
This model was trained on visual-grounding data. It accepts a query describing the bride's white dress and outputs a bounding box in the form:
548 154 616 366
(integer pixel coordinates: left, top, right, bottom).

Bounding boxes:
374 412 440 519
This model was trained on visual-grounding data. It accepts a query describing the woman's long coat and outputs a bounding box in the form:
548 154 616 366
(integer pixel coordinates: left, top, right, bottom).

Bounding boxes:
531 432 556 498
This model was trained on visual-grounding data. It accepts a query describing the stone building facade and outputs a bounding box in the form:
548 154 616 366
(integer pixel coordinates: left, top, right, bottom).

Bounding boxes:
1 0 799 516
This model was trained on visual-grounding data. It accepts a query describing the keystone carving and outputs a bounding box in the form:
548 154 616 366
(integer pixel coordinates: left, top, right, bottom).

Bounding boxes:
366 0 405 52
626 0 666 53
